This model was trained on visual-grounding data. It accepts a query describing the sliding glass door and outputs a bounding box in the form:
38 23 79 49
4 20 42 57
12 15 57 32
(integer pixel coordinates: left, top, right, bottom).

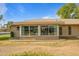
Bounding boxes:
48 25 57 35
21 26 29 36
41 25 57 35
30 26 38 35
21 26 38 36
41 26 48 35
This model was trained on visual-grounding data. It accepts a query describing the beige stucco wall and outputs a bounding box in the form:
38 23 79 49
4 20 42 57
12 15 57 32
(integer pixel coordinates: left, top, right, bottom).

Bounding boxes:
60 25 79 37
71 25 79 36
11 26 20 38
61 26 68 36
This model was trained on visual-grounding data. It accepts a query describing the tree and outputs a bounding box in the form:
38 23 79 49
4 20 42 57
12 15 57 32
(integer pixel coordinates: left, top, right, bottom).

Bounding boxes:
73 7 79 19
0 15 3 28
7 21 13 31
0 15 3 20
57 3 79 19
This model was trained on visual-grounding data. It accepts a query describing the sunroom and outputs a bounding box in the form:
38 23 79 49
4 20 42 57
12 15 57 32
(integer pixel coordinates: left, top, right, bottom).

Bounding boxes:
11 19 61 39
20 25 58 37
11 19 79 39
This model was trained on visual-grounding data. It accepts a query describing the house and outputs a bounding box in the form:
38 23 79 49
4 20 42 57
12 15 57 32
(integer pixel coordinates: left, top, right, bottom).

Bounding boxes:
0 24 9 32
11 19 79 39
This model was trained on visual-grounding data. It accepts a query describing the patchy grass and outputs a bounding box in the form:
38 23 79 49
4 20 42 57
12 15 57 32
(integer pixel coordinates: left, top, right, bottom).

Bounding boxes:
11 51 53 56
11 51 69 56
0 34 10 40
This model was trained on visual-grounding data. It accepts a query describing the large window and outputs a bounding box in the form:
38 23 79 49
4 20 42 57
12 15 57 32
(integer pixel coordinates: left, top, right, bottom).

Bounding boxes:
30 26 38 35
21 25 57 36
21 26 29 35
41 25 57 35
21 26 38 36
41 26 48 35
48 25 57 35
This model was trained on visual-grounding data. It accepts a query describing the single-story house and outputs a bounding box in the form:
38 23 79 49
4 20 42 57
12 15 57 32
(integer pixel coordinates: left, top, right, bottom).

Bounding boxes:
11 19 79 39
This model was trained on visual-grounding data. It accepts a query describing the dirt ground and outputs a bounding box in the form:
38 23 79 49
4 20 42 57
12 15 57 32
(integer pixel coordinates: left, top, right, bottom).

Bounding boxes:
0 39 79 56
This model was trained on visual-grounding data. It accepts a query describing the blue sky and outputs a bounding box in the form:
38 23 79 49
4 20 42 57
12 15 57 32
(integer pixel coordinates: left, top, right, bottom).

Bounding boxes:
0 3 65 24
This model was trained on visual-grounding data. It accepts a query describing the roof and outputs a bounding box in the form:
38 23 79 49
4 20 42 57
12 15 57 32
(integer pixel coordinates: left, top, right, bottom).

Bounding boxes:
58 19 79 25
12 19 79 26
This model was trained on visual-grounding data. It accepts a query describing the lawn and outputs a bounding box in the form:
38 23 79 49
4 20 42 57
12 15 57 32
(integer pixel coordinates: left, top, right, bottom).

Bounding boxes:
0 39 79 56
0 34 10 40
